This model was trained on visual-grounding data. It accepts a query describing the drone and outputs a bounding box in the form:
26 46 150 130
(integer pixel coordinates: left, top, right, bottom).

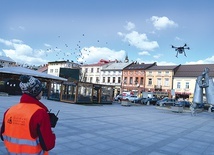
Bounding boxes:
171 43 190 57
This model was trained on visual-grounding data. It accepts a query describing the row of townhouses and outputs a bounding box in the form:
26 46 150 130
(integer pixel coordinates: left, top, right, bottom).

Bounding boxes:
1 56 214 100
46 59 214 100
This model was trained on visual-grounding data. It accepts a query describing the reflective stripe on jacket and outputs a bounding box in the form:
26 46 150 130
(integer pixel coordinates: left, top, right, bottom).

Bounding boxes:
2 103 48 155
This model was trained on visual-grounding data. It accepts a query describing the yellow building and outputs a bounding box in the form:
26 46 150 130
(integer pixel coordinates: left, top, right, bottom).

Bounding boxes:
145 65 180 98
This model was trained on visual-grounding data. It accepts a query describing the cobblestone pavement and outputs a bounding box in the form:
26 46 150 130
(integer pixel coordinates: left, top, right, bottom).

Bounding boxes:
1 96 214 155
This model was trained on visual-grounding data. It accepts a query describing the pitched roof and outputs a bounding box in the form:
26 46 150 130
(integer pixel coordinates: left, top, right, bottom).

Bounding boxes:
124 62 157 70
37 65 48 73
147 65 180 70
0 67 67 81
81 59 111 67
174 64 214 77
101 62 133 71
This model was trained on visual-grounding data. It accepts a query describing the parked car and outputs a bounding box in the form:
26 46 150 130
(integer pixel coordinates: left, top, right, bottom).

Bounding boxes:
114 94 123 101
174 100 191 107
156 98 176 106
156 97 168 106
128 95 138 102
143 97 159 105
124 95 130 100
131 97 147 103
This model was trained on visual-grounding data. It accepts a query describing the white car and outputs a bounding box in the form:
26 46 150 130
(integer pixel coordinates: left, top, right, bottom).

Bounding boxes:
128 95 138 102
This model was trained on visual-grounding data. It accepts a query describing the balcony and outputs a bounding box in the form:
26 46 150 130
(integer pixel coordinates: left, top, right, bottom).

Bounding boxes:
154 85 162 91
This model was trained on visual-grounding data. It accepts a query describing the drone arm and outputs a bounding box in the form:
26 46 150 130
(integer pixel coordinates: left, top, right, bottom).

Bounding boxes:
176 51 178 57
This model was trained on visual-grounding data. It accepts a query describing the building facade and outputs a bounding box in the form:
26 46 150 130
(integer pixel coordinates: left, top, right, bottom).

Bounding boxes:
145 65 180 98
47 60 80 77
80 59 111 83
100 62 133 95
173 64 214 100
122 62 157 95
0 56 16 67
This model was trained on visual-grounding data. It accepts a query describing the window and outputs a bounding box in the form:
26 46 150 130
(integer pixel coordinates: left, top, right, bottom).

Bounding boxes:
85 68 88 73
157 78 161 86
55 69 58 73
90 77 93 82
177 82 181 89
118 77 121 83
135 77 139 84
185 82 189 89
157 71 161 75
91 68 93 73
140 77 143 85
97 68 100 73
124 77 127 84
96 77 99 83
83 77 87 82
50 69 53 73
113 77 115 83
148 78 152 85
164 78 169 86
165 71 169 75
107 77 110 83
130 77 133 84
103 77 105 83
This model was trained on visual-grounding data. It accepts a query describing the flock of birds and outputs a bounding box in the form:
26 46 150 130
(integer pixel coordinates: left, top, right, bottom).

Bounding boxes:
44 34 112 65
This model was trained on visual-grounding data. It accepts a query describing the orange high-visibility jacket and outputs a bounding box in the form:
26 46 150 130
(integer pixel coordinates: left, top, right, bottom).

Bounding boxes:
2 103 48 155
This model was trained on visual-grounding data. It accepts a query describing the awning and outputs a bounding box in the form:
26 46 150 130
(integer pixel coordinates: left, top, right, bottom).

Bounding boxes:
175 92 191 95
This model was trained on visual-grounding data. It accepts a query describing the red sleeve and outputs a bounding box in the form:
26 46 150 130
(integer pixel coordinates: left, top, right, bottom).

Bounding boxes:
30 109 56 151
0 109 9 141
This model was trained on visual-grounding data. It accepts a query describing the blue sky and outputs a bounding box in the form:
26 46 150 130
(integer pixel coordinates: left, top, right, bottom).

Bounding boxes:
0 0 214 66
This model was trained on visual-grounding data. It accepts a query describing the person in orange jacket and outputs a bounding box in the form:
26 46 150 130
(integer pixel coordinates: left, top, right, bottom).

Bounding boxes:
0 75 56 154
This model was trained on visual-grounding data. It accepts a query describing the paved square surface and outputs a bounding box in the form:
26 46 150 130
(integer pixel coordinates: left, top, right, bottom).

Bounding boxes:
1 96 214 155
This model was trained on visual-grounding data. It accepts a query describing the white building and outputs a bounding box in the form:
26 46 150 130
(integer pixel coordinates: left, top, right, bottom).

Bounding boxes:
47 60 80 77
173 64 214 101
100 62 132 94
47 60 80 93
80 59 111 83
0 56 16 67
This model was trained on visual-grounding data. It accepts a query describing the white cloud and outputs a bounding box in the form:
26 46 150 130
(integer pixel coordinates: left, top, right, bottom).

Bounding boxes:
153 54 163 59
0 51 6 56
0 38 48 65
0 38 13 46
18 26 25 30
44 43 51 47
77 46 126 64
117 32 123 36
119 31 159 51
186 55 214 64
175 36 182 41
139 51 150 56
150 16 178 30
124 21 135 31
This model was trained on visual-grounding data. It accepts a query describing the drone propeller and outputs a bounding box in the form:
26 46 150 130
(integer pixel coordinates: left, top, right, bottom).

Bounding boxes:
171 45 176 48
